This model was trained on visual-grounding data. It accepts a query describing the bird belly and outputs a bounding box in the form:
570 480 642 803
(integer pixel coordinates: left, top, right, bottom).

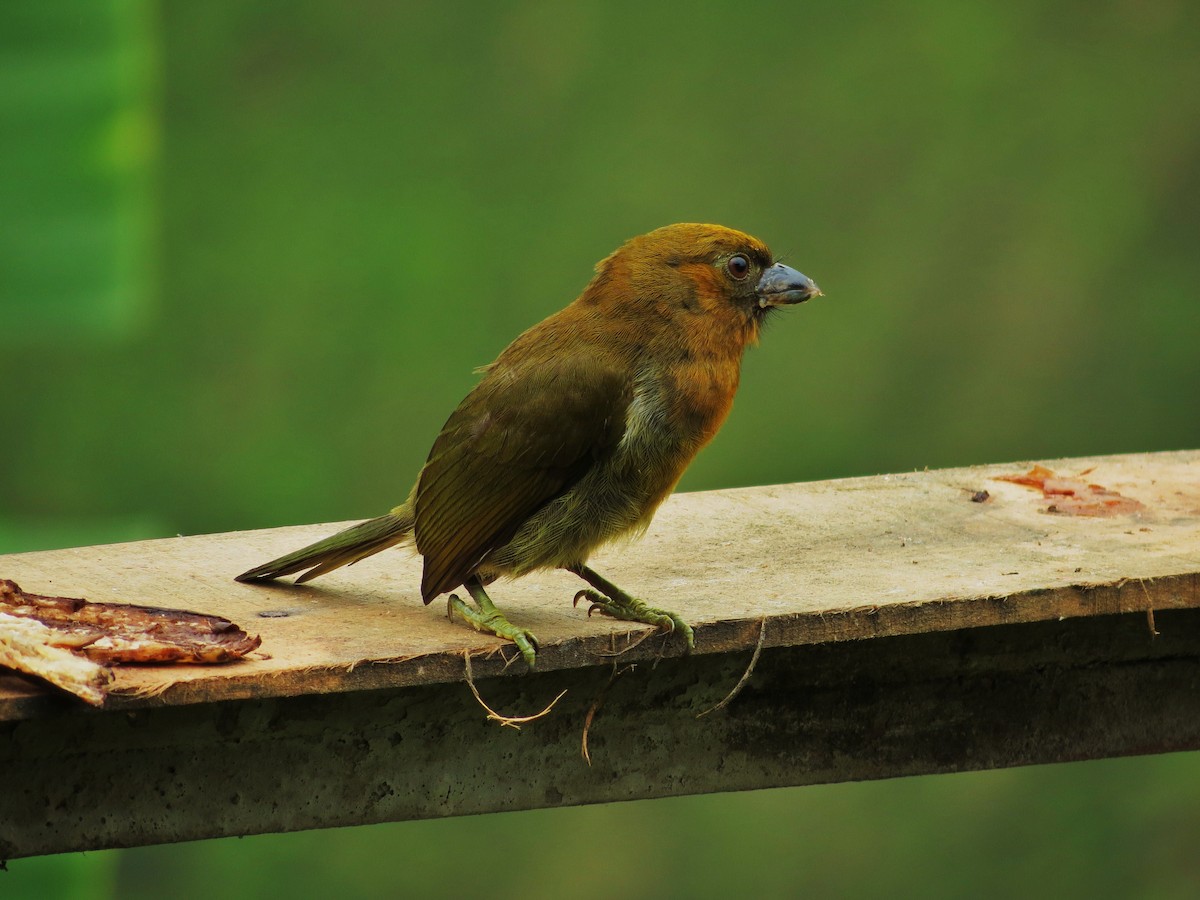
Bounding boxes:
482 368 718 579
482 456 679 578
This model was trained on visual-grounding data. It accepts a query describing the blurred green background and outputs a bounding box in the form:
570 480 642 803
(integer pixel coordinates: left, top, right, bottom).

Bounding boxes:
2 0 1199 896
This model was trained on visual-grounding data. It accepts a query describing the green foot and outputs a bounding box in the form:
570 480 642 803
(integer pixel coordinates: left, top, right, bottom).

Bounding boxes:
573 589 696 651
448 593 539 670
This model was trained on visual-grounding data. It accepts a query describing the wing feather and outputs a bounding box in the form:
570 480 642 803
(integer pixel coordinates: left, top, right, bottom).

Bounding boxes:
415 345 629 600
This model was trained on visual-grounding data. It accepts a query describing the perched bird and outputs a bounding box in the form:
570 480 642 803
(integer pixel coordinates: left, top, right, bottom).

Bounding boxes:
237 223 821 668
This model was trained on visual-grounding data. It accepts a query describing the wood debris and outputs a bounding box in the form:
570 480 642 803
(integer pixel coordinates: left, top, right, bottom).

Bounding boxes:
0 613 113 705
0 579 261 705
994 465 1145 516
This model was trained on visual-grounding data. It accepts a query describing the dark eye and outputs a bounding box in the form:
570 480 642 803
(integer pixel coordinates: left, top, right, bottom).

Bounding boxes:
726 254 750 280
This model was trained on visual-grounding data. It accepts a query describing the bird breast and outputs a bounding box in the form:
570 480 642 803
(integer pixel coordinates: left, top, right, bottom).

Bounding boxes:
482 361 734 579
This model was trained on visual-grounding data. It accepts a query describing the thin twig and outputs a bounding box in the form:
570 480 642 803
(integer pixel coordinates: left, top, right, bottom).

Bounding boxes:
1140 579 1159 639
696 618 767 718
462 651 566 729
594 627 658 658
496 645 522 671
581 663 633 765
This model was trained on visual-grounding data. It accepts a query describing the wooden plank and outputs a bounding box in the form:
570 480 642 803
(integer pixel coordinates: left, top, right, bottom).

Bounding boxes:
1 449 1199 859
0 449 1197 719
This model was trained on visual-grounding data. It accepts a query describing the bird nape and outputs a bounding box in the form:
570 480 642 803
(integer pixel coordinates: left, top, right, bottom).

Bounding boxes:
236 223 822 669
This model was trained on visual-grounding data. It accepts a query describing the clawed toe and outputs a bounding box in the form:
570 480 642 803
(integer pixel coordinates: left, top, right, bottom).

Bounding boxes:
573 589 612 620
448 593 539 670
572 588 692 650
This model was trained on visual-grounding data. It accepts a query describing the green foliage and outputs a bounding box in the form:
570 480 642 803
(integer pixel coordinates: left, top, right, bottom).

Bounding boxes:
2 0 1199 895
0 0 156 341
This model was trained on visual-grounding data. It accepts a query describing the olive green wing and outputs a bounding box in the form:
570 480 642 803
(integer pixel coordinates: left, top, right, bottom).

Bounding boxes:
414 352 629 601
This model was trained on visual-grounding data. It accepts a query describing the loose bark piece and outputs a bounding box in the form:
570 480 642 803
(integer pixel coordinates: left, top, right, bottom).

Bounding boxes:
0 579 261 704
0 612 112 705
0 579 261 665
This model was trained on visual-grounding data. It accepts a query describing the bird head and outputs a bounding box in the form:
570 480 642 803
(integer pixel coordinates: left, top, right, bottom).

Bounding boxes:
587 223 821 349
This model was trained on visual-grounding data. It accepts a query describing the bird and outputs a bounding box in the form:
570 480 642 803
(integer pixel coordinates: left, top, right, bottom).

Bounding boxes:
236 223 821 669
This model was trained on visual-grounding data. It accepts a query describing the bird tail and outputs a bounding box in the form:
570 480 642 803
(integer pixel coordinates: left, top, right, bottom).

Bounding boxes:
235 508 415 585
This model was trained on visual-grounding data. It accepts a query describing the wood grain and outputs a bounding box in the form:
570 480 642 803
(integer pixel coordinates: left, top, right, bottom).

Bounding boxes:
1 449 1196 720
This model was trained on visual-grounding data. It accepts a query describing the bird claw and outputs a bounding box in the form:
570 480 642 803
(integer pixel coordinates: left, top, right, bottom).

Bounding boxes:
574 589 617 620
447 594 539 670
573 588 694 651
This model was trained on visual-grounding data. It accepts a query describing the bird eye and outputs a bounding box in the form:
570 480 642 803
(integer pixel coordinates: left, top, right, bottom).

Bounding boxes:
726 254 751 280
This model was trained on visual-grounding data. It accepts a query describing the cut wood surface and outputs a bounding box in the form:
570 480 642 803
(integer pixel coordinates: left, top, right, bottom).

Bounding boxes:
1 449 1197 720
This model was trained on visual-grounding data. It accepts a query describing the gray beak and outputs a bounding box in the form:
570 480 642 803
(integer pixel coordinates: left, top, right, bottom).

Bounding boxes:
755 263 822 308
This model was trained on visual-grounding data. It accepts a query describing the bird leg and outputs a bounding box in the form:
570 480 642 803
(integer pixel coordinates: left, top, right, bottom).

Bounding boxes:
447 576 539 670
568 564 695 651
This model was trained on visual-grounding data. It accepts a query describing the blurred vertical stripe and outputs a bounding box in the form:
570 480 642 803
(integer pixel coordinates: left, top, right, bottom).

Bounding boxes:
0 0 157 340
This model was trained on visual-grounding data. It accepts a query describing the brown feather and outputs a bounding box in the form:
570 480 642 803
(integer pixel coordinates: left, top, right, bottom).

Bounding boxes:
413 336 629 600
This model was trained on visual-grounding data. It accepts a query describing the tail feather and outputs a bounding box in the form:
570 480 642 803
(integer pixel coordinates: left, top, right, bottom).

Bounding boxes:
236 510 414 584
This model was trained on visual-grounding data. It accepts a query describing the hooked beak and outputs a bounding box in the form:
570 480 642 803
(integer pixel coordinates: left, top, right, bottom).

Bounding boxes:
755 263 822 309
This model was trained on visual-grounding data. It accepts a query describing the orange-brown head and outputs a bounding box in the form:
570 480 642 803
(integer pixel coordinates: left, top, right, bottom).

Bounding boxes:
583 223 821 355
